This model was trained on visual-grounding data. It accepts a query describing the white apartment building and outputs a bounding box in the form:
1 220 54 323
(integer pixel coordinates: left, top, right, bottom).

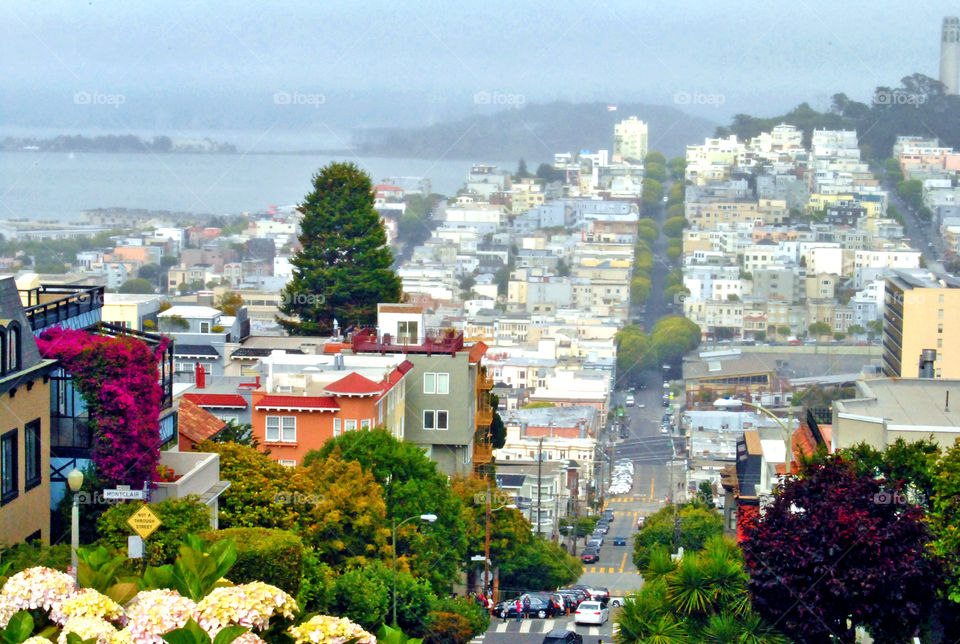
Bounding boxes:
613 116 649 162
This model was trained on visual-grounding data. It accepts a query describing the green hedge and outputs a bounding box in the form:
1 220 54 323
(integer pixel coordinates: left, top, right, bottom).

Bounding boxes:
97 496 212 566
203 527 305 595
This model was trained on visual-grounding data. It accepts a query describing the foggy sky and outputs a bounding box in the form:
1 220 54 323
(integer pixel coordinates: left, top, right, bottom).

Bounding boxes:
0 0 953 135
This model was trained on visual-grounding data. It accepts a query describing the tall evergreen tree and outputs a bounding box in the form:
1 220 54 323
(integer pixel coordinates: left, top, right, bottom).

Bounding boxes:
279 162 402 335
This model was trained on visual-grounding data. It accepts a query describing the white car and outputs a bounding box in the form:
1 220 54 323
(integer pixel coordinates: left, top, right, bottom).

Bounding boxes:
574 601 609 625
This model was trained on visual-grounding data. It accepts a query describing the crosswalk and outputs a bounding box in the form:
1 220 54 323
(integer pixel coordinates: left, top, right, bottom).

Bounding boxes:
582 565 643 575
487 619 607 637
608 496 656 503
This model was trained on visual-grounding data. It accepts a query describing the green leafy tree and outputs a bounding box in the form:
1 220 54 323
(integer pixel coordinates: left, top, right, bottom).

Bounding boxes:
641 178 664 211
616 325 656 385
644 162 667 182
807 321 832 338
630 276 651 305
632 503 722 569
643 151 666 166
305 430 467 593
667 157 687 180
214 291 244 316
662 216 689 238
279 162 401 335
118 278 155 294
650 316 701 364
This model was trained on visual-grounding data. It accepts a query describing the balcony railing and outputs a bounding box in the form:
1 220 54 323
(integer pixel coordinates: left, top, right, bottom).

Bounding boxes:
477 372 494 390
473 441 493 465
351 327 464 355
475 407 493 427
21 284 104 332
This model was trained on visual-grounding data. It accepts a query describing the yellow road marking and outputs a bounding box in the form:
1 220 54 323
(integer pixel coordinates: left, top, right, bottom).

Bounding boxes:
619 553 628 573
649 476 655 502
590 566 596 573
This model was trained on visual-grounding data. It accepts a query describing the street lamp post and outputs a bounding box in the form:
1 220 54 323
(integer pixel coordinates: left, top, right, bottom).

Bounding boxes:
714 399 794 475
67 469 84 583
392 513 437 627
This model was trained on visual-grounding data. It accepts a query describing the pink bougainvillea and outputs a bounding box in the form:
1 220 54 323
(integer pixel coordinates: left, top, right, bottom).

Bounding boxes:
37 327 167 488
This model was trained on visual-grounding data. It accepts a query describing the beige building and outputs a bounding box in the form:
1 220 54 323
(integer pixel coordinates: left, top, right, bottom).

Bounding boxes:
1 277 57 546
102 293 163 331
833 378 960 450
882 269 960 378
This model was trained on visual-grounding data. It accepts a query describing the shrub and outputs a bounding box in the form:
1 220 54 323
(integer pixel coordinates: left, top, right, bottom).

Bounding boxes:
0 542 71 576
426 597 488 641
332 566 389 632
422 611 473 644
295 548 336 614
97 496 211 565
202 527 305 596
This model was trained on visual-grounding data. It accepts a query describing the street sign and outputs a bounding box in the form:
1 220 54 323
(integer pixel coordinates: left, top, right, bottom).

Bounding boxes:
104 489 147 500
126 505 161 539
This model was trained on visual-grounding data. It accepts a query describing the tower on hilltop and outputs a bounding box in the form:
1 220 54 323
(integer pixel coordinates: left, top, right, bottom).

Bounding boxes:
940 17 959 95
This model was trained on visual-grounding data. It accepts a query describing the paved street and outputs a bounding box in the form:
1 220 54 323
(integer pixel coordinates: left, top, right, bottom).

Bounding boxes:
478 613 618 643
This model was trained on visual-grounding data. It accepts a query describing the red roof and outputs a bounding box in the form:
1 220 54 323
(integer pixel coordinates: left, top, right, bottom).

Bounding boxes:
374 184 404 192
325 372 382 396
323 342 352 354
182 393 248 409
255 395 340 411
178 399 227 450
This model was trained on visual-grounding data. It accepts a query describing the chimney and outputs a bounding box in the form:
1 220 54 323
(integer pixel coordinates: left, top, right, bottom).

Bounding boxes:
194 362 206 389
919 349 937 378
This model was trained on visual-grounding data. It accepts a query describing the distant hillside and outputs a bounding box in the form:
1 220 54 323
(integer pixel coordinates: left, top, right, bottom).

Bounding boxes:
352 101 716 161
715 73 960 159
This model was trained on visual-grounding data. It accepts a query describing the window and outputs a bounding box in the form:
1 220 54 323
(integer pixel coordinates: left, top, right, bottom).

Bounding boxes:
24 419 41 491
333 418 341 437
279 459 297 467
1 429 17 505
436 410 448 430
265 416 296 442
344 419 357 432
361 419 371 431
5 323 21 374
423 410 435 430
200 322 210 333
424 373 435 394
397 320 418 343
437 373 449 394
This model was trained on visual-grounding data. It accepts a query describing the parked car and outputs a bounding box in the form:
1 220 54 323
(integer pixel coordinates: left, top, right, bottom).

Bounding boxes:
612 536 628 546
637 515 645 530
590 587 610 603
559 587 590 605
593 523 609 534
580 548 599 563
574 601 609 625
609 596 626 608
625 394 635 406
492 595 556 619
542 630 583 644
587 536 603 548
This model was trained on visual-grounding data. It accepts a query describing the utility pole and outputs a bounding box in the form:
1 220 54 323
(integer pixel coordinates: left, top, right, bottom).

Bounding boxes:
484 477 492 606
537 436 544 537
